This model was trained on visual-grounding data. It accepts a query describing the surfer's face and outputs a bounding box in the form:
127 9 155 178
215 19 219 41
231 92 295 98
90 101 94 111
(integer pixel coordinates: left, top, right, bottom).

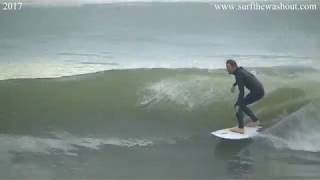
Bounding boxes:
226 63 236 74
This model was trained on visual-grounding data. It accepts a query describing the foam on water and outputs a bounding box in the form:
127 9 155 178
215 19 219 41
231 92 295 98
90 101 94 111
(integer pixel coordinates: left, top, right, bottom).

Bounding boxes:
258 102 320 152
0 131 158 162
139 75 220 109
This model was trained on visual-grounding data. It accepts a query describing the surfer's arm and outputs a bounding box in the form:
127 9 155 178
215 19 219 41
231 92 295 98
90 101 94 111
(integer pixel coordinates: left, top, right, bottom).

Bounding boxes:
230 79 238 93
231 81 237 93
235 76 245 106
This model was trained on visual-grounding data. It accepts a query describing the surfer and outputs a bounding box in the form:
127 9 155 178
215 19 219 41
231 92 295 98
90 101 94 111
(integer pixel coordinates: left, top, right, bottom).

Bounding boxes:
226 59 264 134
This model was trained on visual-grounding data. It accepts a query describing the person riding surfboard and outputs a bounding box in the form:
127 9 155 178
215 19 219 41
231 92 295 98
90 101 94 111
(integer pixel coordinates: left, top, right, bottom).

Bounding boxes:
226 59 265 134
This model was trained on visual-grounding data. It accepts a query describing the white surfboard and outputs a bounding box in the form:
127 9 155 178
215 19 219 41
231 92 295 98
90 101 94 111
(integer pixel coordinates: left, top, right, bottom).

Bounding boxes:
211 126 262 140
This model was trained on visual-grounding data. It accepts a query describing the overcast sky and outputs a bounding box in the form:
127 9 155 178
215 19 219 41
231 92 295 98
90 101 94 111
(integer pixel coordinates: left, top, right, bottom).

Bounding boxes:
7 0 303 6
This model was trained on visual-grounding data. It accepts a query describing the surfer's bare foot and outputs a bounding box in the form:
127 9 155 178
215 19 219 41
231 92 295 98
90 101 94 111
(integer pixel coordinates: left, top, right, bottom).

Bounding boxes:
246 120 260 127
230 127 244 134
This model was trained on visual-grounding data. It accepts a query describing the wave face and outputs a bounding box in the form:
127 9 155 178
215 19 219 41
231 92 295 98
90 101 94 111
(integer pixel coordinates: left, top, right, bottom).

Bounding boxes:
1 66 320 179
1 67 318 139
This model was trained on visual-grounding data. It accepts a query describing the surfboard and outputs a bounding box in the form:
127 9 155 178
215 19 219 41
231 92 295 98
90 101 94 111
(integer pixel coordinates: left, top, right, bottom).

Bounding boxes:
211 126 262 140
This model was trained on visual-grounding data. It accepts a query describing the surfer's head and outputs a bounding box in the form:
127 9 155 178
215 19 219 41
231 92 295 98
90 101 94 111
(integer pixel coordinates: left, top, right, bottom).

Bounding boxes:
226 59 238 74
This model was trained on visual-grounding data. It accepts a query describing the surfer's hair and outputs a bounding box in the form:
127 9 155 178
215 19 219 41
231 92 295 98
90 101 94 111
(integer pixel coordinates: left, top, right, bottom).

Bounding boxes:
226 59 237 67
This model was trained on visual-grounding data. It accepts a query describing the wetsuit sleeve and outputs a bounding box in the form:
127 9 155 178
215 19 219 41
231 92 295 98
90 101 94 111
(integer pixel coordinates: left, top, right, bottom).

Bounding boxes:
235 75 245 106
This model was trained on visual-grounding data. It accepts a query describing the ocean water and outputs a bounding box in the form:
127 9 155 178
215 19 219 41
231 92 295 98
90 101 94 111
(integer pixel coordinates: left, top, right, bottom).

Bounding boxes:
0 1 320 179
0 1 319 79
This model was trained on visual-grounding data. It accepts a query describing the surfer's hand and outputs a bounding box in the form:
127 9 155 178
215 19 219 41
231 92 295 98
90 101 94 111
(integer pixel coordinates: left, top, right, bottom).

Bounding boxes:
233 103 238 109
230 86 235 93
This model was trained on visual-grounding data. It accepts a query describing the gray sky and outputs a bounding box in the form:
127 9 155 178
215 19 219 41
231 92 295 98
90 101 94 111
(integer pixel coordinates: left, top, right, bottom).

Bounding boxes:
12 0 299 6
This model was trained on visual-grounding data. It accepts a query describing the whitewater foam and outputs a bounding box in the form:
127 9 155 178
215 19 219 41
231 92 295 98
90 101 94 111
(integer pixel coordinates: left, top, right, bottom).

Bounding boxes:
139 74 229 109
258 102 320 152
0 131 157 161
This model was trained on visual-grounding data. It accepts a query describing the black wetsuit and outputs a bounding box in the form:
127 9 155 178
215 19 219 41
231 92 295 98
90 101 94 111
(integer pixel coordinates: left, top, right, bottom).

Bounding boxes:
233 67 264 128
